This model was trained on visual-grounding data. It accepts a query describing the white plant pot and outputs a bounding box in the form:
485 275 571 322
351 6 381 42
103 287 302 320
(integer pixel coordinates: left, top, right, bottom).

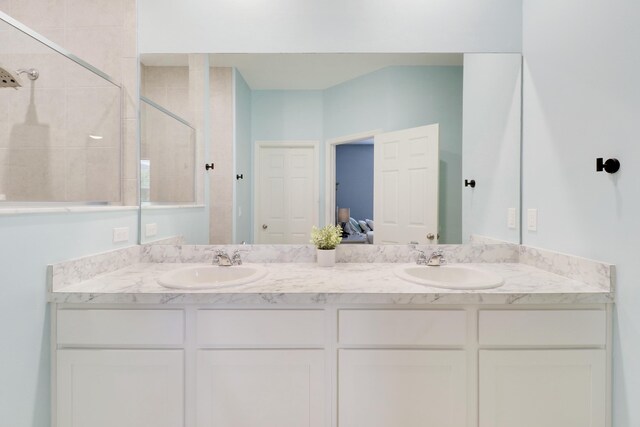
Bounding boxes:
317 249 336 267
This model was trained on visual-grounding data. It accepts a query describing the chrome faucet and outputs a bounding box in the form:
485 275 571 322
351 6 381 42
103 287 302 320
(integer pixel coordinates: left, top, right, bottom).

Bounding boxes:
409 244 429 265
231 249 247 265
426 249 446 267
414 249 428 265
214 250 233 266
214 249 247 266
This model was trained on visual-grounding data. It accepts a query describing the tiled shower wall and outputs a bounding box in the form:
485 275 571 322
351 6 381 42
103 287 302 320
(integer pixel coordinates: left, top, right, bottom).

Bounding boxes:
140 65 197 204
209 67 234 243
0 0 138 204
141 65 191 121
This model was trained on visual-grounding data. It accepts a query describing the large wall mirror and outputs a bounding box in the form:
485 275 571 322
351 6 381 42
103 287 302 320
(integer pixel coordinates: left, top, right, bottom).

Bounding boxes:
139 53 522 246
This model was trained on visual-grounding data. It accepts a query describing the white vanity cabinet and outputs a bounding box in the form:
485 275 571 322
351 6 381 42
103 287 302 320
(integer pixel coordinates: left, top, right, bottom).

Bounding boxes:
337 309 469 427
196 350 325 427
195 310 327 427
478 310 608 427
479 349 606 427
339 349 467 427
52 305 611 427
57 349 184 427
54 309 186 427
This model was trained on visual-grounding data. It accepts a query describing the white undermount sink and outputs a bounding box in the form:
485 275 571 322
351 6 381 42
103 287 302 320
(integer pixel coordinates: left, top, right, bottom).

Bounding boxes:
158 265 267 290
394 264 504 290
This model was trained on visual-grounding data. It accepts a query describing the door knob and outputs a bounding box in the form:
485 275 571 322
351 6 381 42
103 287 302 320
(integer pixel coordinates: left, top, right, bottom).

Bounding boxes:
427 233 435 240
262 224 268 230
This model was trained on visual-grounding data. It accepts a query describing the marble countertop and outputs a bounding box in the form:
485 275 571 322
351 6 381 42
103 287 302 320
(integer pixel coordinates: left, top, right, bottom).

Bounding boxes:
49 261 614 305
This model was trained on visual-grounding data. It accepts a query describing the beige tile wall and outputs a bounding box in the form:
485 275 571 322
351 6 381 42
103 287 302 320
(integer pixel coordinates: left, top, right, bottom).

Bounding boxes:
141 102 196 203
141 65 191 122
0 0 138 204
140 65 196 204
189 55 208 207
209 67 234 244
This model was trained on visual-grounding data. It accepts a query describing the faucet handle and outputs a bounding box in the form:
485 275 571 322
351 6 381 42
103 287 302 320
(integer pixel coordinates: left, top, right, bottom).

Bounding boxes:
232 249 248 265
411 246 428 265
438 253 447 265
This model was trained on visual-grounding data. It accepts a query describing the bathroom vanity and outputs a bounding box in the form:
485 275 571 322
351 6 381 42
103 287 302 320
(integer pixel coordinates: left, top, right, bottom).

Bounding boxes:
48 244 614 427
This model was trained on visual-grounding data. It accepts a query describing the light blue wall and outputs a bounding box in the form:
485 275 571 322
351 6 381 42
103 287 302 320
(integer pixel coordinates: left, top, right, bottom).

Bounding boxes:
522 1 639 425
336 144 374 221
234 70 253 244
246 67 463 242
251 90 324 141
251 90 325 231
324 66 464 243
141 207 208 244
462 54 521 243
0 209 138 427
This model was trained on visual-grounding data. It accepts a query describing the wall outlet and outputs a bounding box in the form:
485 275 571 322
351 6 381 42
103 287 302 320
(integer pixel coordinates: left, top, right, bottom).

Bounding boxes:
113 227 129 243
238 206 242 217
507 208 517 229
527 209 537 232
145 223 158 237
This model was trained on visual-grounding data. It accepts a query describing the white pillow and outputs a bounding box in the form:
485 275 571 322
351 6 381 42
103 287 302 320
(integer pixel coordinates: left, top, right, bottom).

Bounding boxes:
358 220 371 232
365 219 374 231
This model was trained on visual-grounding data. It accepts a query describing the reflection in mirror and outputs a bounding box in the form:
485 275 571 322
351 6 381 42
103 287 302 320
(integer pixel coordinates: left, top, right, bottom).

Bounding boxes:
140 97 196 204
0 15 122 205
139 56 208 245
139 53 522 246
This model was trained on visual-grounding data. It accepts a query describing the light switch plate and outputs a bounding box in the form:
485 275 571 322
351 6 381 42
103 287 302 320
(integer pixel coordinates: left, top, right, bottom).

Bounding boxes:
113 227 129 243
527 209 537 232
145 223 158 237
507 208 517 229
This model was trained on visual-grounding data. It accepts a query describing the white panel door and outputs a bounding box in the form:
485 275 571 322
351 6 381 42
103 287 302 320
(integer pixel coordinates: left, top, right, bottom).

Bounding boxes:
339 349 467 427
374 124 439 244
479 350 606 427
256 143 318 244
197 349 325 427
258 147 287 243
57 349 184 427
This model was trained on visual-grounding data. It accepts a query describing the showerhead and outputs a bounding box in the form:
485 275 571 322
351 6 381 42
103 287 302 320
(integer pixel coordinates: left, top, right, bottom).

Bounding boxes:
0 66 22 88
0 67 39 88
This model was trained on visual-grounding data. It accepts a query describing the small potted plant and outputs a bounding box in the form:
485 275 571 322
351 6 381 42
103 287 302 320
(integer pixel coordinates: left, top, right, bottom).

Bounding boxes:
310 224 342 267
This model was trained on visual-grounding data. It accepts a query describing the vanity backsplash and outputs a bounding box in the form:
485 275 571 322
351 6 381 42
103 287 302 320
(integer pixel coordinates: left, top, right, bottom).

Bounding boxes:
48 239 614 294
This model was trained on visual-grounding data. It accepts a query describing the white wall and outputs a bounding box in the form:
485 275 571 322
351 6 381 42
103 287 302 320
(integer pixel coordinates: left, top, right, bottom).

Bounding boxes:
462 54 521 243
139 0 521 54
522 1 640 425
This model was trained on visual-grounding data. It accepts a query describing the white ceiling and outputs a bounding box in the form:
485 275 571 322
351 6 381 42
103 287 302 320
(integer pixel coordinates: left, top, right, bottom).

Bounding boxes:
140 53 464 90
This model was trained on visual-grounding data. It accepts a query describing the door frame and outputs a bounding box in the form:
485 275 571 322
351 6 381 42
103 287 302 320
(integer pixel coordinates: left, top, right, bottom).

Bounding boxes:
324 129 382 226
254 140 320 243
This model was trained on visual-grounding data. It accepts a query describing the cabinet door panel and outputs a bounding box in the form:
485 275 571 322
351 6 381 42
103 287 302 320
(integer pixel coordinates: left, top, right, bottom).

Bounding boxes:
197 350 325 427
339 349 467 427
479 350 606 427
57 349 184 427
